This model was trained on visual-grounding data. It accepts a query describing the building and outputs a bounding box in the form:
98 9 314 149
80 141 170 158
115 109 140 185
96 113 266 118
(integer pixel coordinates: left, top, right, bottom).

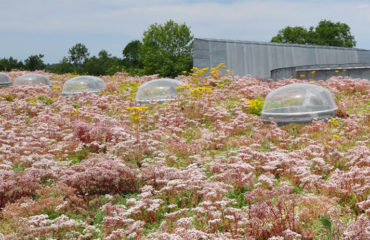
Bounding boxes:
193 38 370 80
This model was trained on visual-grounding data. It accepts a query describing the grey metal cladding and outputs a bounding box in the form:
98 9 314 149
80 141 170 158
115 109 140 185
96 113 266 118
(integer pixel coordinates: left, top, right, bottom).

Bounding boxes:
209 41 227 67
193 38 370 78
358 50 370 63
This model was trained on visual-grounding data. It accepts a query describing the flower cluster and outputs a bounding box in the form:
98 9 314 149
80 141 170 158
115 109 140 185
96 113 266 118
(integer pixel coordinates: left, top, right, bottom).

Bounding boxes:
244 98 265 115
189 87 213 100
126 106 148 122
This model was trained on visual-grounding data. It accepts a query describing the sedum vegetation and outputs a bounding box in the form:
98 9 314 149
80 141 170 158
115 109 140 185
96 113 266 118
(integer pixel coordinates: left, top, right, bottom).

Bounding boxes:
0 68 369 239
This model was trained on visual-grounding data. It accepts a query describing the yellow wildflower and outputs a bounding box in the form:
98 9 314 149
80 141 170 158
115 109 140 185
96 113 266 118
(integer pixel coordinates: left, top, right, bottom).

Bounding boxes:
329 117 339 127
216 63 226 69
333 134 340 138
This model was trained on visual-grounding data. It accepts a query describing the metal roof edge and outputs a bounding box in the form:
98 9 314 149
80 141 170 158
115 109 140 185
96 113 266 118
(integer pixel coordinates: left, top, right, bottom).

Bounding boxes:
271 63 370 72
194 37 370 51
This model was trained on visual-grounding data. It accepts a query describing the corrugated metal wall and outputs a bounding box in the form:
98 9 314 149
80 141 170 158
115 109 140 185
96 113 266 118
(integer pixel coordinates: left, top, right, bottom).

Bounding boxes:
193 38 370 78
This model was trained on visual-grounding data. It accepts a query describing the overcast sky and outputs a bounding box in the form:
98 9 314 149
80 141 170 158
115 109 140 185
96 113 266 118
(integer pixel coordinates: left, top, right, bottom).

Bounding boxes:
1 0 370 64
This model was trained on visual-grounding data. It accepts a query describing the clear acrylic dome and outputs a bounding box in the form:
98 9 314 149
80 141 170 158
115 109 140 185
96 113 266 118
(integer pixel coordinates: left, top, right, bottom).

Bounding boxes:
14 73 52 87
62 76 106 96
135 78 186 104
261 83 338 124
0 73 12 87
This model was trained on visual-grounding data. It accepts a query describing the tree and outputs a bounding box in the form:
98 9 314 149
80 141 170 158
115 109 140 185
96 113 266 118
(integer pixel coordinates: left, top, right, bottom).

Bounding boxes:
24 54 45 71
271 26 309 45
122 40 143 70
83 50 122 76
271 20 356 47
68 43 90 66
48 57 75 74
141 20 193 77
0 57 24 71
310 20 356 47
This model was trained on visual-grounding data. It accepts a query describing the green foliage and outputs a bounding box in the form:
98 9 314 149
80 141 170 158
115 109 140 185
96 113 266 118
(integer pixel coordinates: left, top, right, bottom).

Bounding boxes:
291 125 297 138
67 146 91 165
271 19 356 47
42 210 63 220
312 20 356 47
68 43 90 66
47 57 75 74
271 26 310 44
72 101 80 109
24 54 45 71
12 163 26 172
260 138 271 152
227 186 250 208
122 40 144 74
319 215 334 240
93 209 106 225
293 183 304 194
32 95 53 105
83 50 123 75
141 19 194 77
0 57 24 71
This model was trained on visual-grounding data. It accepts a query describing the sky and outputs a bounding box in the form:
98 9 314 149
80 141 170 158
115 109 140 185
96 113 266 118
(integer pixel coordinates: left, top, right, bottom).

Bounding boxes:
1 0 370 64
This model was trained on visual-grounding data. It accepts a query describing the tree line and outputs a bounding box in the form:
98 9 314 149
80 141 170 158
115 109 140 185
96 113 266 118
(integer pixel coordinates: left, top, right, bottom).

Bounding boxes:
0 19 356 77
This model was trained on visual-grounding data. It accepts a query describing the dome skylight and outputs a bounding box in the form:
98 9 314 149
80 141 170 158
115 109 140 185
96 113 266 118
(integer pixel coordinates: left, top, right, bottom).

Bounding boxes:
135 78 186 104
0 73 12 87
261 83 338 124
62 76 106 96
14 74 52 87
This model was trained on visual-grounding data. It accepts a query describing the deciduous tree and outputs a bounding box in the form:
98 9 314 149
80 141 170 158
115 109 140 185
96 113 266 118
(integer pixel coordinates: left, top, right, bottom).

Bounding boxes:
68 43 90 66
141 20 193 77
24 54 45 71
271 20 356 47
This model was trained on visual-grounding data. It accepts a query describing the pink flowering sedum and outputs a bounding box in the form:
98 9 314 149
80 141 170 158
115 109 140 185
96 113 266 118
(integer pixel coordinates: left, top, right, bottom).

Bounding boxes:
0 70 369 239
